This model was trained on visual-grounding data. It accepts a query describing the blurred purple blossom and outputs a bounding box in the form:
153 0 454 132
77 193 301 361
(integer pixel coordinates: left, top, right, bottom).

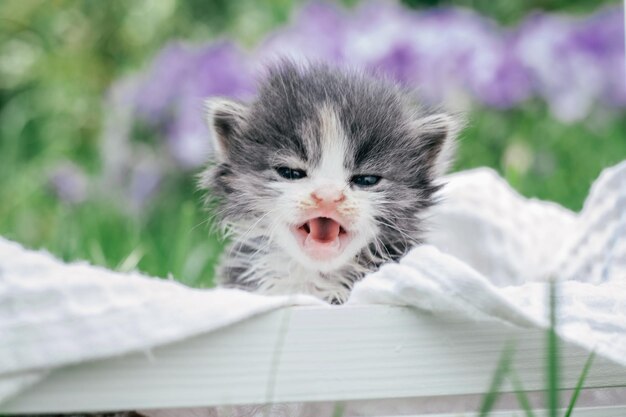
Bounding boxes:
128 42 255 168
48 162 88 204
101 1 625 205
127 152 164 210
514 7 625 122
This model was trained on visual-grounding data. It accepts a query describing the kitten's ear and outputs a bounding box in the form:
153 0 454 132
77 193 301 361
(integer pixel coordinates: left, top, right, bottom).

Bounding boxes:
414 113 461 178
204 98 248 161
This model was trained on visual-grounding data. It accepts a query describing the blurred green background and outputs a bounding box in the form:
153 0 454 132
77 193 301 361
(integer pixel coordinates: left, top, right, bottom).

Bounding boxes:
1 0 624 287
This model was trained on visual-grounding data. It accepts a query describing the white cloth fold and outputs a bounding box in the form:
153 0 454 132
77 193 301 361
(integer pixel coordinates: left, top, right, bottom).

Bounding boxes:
0 240 323 404
0 161 625 409
349 161 626 367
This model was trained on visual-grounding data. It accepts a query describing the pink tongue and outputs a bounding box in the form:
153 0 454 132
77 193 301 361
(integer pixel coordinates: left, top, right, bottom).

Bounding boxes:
308 217 340 243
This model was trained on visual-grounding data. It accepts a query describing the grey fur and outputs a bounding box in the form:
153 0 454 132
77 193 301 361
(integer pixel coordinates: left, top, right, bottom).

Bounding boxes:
200 61 460 303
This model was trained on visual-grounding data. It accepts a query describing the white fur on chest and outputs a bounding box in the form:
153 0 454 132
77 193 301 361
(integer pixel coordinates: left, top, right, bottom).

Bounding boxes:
226 244 358 303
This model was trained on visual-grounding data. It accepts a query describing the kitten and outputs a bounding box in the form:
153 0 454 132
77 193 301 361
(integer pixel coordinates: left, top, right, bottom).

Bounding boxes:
200 61 460 304
52 63 457 417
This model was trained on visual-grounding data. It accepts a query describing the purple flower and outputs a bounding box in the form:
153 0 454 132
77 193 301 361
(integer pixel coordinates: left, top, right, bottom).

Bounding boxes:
48 162 88 204
112 1 625 140
165 43 254 167
514 6 625 122
258 2 348 63
345 2 423 84
142 42 254 167
100 1 626 207
127 152 164 210
569 6 626 107
134 43 197 121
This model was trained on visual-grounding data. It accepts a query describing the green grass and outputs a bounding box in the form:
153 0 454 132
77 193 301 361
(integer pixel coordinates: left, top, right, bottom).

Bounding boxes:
548 280 560 417
457 104 626 211
477 282 596 416
478 342 516 416
1 104 624 285
2 0 624 283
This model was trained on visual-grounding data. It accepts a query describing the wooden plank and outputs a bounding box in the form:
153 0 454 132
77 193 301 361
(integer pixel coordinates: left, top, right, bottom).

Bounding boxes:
380 405 626 417
3 306 626 413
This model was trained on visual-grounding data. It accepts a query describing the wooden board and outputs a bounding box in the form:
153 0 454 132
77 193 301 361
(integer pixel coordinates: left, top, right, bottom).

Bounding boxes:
380 405 626 417
3 306 626 413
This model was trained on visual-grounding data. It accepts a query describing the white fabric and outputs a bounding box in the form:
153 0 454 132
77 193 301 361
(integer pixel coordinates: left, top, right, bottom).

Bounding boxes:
0 241 323 403
0 161 625 411
350 162 626 367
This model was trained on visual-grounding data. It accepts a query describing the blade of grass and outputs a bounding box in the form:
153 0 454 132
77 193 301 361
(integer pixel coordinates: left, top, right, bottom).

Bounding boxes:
332 402 345 417
564 351 596 417
88 239 107 267
170 201 196 279
117 246 145 272
547 279 560 417
509 367 536 417
478 341 516 417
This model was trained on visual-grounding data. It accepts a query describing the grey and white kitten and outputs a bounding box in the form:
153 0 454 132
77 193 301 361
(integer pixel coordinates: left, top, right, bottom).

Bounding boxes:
200 61 460 304
52 63 458 417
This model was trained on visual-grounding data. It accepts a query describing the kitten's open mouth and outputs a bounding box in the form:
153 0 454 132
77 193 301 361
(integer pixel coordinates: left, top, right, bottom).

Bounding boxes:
292 217 351 260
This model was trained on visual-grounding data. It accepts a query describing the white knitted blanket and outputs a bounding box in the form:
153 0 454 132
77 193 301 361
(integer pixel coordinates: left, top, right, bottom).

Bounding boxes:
0 161 624 410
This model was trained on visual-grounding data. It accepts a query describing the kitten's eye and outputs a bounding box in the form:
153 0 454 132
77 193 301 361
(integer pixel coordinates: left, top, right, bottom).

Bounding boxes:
351 175 381 187
275 166 307 180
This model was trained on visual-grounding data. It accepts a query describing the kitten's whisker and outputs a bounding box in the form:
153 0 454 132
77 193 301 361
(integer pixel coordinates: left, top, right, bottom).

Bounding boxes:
242 215 283 267
375 218 416 247
227 207 282 259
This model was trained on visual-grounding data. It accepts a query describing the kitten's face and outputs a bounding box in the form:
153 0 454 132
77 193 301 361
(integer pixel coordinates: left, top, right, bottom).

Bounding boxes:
202 63 458 275
257 105 387 272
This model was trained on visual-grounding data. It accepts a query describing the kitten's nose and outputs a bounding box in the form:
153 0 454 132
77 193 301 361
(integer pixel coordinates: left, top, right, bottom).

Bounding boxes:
311 188 346 205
